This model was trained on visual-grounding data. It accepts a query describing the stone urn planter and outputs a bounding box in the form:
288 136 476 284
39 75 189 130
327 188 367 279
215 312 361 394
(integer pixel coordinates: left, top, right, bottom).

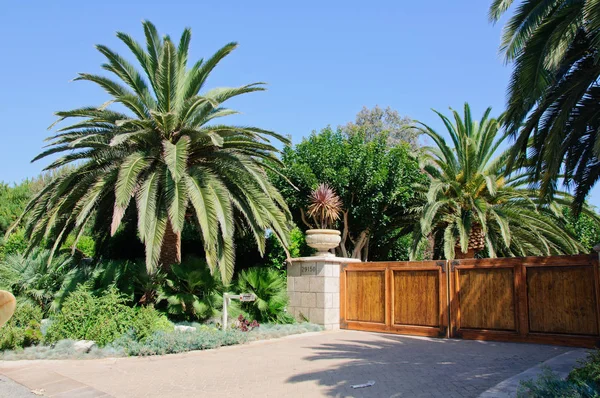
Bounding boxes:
305 229 341 257
0 290 16 327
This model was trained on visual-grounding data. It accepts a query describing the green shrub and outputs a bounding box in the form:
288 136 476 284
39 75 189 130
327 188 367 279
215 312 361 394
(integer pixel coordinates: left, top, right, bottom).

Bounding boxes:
569 350 600 392
130 306 173 341
45 286 135 346
45 285 171 346
0 301 43 350
0 230 27 261
236 267 294 324
518 368 597 397
61 235 96 258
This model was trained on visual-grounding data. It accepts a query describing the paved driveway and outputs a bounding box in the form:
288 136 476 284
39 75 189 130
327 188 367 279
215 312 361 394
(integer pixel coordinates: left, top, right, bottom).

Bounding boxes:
0 330 582 398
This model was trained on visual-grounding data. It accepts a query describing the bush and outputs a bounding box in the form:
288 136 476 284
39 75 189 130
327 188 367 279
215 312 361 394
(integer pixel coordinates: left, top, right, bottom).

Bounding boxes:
0 230 27 261
0 322 323 360
517 368 597 397
61 235 96 258
236 267 294 324
569 350 600 392
0 301 43 350
45 285 172 346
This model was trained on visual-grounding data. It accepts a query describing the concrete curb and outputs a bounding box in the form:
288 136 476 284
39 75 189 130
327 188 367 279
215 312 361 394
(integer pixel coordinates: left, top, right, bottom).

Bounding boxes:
478 349 590 398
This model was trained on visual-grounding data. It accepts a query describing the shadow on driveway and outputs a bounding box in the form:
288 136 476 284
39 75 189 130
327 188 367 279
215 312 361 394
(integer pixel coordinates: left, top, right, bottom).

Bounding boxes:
286 331 572 398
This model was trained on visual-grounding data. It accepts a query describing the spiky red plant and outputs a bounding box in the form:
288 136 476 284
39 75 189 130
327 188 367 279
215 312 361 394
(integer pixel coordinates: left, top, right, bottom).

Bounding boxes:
307 183 343 229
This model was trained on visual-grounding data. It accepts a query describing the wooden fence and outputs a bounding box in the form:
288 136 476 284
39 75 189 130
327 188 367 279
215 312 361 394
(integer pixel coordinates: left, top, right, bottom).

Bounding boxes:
340 254 600 347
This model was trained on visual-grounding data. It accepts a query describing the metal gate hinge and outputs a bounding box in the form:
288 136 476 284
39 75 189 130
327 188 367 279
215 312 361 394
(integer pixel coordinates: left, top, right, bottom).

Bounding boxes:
436 261 447 273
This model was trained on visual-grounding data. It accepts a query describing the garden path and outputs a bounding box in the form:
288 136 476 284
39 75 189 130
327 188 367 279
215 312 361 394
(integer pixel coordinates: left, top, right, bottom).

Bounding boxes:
0 330 584 398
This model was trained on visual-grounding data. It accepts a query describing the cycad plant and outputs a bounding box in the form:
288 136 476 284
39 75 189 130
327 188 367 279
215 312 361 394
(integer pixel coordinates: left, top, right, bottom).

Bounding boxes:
489 0 600 211
236 267 293 323
157 257 226 321
9 21 291 282
0 248 76 313
412 103 586 260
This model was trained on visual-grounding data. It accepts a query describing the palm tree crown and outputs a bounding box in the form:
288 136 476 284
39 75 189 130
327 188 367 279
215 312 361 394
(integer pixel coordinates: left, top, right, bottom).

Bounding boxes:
10 21 291 282
490 0 600 212
412 103 585 260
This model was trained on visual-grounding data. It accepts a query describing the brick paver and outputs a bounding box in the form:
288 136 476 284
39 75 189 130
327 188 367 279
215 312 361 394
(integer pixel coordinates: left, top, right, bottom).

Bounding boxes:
0 330 581 397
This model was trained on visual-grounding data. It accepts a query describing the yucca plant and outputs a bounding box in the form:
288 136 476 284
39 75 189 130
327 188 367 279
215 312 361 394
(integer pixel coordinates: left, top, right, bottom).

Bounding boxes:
306 183 343 229
236 267 293 324
412 103 588 260
8 21 291 282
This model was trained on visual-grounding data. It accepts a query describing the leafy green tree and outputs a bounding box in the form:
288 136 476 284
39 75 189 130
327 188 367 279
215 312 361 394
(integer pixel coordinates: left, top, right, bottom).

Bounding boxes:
273 127 424 260
564 208 600 253
490 0 600 212
12 21 290 282
0 182 32 236
413 103 588 260
343 105 419 149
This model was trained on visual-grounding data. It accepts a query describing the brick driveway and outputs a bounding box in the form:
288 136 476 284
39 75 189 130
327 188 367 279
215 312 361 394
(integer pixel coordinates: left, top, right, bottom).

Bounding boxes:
0 330 579 398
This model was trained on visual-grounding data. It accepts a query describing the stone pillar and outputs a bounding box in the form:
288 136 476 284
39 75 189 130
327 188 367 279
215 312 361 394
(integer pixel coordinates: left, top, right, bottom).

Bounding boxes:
287 256 359 330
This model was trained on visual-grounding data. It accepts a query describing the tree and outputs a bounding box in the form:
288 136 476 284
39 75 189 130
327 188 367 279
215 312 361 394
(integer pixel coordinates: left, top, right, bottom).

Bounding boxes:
273 127 424 260
343 106 419 149
412 103 588 260
11 21 291 282
489 0 600 212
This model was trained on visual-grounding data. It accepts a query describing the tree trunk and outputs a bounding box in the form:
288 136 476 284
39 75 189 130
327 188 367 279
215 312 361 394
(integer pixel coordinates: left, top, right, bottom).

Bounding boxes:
159 220 181 270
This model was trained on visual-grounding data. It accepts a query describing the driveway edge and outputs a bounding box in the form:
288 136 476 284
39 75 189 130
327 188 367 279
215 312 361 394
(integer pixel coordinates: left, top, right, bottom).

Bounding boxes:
478 349 590 398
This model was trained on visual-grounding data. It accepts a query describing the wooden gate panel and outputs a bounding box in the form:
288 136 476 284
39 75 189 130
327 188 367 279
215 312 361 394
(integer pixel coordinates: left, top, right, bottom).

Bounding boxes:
341 261 447 337
527 266 598 335
346 271 385 323
393 270 439 327
458 268 516 331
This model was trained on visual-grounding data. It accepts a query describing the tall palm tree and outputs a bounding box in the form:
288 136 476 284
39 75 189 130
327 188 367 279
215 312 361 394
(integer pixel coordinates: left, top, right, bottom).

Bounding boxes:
8 21 291 282
411 103 586 260
489 0 600 213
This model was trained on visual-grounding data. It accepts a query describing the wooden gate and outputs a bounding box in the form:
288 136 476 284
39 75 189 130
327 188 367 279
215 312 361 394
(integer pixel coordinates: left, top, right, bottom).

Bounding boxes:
450 254 600 347
340 261 448 337
340 254 600 347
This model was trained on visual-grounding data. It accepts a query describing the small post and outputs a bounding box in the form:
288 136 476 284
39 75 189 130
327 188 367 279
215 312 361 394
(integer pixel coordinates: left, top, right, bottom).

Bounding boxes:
222 293 256 331
222 293 230 331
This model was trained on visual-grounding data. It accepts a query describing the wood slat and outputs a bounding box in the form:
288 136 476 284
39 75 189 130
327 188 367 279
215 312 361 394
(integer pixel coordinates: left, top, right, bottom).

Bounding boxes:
393 270 439 327
458 268 516 331
527 266 599 336
345 271 385 323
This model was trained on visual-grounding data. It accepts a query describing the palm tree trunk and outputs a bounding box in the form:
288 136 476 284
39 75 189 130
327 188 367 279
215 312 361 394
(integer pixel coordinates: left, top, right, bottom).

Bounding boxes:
159 220 181 270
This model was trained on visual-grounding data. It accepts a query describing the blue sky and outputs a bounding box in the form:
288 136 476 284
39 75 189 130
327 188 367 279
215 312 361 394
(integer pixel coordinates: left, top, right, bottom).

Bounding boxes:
1 0 598 207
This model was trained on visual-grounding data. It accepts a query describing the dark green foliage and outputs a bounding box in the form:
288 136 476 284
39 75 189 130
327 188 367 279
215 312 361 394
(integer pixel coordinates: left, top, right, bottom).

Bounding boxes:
0 301 43 350
45 285 171 346
518 368 597 398
273 126 424 260
0 248 77 313
61 235 95 258
263 227 312 270
490 0 600 212
236 267 294 323
569 350 600 392
158 257 228 321
17 21 291 281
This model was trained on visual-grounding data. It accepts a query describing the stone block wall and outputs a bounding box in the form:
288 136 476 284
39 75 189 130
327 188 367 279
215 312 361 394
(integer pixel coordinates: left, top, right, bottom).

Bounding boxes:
287 256 358 330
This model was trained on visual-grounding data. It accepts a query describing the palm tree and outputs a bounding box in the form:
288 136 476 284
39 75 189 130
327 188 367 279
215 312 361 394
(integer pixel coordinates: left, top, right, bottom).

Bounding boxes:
489 0 600 213
411 103 587 260
9 21 291 282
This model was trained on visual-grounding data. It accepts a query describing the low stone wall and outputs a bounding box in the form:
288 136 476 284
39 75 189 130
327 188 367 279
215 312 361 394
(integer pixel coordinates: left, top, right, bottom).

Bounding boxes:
287 256 359 330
